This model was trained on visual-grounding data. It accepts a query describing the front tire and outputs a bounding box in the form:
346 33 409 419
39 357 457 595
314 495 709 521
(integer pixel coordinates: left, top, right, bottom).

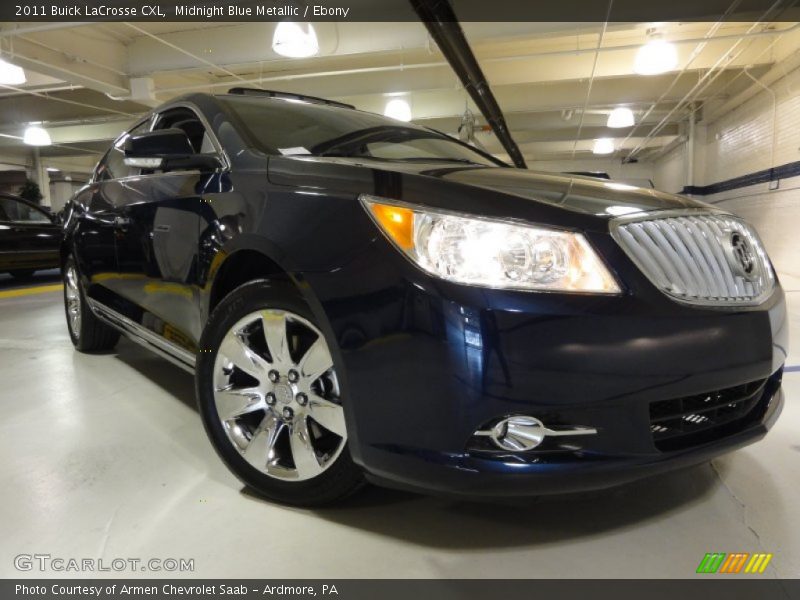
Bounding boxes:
63 257 119 352
196 280 364 506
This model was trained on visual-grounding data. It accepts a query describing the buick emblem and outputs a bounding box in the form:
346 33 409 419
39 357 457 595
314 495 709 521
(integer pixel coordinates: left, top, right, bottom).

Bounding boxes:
274 383 294 405
729 232 756 278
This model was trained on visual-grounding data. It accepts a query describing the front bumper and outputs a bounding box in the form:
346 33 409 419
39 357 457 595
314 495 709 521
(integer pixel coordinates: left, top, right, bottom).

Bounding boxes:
361 376 783 497
301 233 789 497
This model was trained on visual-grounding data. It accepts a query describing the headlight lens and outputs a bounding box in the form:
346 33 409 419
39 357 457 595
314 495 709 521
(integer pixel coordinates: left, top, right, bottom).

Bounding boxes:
361 195 620 293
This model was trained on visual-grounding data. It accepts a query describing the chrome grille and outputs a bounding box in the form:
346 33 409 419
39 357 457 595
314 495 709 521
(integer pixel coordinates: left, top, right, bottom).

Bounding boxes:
613 212 775 306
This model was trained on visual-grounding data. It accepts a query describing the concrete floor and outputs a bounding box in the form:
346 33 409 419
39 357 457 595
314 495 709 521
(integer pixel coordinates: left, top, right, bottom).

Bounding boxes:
0 272 798 579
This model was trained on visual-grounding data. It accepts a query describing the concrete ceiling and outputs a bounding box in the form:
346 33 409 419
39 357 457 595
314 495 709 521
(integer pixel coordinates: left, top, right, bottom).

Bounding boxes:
0 19 798 171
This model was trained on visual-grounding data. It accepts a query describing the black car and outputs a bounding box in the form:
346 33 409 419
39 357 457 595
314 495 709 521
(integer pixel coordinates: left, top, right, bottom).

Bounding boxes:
61 89 787 506
0 193 60 279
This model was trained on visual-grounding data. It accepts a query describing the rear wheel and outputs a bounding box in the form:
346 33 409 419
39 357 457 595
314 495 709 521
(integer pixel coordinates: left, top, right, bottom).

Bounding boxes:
196 279 364 506
63 257 119 352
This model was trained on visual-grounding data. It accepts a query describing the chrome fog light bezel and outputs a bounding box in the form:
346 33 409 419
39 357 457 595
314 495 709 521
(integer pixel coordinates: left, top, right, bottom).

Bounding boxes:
475 416 598 452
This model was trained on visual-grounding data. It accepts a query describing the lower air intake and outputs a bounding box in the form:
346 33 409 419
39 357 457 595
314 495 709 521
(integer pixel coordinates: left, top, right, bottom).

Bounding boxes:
649 379 768 451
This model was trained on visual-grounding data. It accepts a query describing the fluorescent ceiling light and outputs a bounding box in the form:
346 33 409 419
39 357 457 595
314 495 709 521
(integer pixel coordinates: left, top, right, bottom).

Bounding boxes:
0 58 26 85
592 138 614 155
272 22 319 58
607 107 635 128
46 167 60 172
23 125 51 146
634 39 678 75
384 98 412 122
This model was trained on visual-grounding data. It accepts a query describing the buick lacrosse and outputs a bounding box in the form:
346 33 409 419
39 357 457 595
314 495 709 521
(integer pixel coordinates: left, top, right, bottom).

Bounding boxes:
61 89 787 505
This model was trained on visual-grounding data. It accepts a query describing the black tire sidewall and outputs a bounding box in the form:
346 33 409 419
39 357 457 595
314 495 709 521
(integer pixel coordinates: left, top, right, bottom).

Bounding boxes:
195 279 363 506
63 256 118 352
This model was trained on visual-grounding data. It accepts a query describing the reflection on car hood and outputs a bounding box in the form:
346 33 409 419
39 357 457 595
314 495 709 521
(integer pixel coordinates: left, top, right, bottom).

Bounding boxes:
269 156 712 219
434 169 704 216
401 162 706 217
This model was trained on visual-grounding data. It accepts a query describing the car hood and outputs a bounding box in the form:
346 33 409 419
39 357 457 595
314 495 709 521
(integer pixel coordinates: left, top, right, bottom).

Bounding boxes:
268 156 711 223
430 166 706 217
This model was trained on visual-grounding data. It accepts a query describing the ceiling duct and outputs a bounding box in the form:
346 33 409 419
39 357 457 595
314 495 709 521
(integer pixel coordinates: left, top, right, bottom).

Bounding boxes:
410 0 526 168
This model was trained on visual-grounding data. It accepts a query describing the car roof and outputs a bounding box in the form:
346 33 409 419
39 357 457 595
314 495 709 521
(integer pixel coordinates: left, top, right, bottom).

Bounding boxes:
225 87 355 110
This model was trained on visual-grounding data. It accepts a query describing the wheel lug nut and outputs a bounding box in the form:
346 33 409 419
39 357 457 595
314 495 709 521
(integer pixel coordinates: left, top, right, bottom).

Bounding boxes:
288 369 299 383
268 370 279 383
282 407 294 420
265 393 276 406
296 393 308 406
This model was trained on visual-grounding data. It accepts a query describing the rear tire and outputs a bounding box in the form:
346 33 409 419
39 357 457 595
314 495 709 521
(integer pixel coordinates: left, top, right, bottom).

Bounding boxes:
196 279 364 506
63 257 120 352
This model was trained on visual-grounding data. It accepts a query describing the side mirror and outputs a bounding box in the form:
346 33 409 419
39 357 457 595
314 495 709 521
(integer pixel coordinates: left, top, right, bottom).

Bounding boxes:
123 128 221 171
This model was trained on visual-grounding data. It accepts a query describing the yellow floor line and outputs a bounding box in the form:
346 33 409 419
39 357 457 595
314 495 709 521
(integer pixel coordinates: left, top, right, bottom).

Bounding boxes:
0 284 63 299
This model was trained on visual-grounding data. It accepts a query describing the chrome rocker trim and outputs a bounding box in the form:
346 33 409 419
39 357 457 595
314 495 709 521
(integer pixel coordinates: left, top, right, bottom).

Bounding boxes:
86 297 196 374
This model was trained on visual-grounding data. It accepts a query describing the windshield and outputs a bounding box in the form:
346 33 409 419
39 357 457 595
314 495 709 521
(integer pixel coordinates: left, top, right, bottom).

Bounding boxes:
218 96 502 166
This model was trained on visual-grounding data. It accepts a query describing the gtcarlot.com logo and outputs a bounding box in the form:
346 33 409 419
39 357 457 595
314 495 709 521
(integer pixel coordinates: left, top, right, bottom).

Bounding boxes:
696 552 773 574
14 554 194 573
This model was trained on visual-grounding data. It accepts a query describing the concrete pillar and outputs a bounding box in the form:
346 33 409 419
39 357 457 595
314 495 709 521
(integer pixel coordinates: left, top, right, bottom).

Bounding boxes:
31 148 52 208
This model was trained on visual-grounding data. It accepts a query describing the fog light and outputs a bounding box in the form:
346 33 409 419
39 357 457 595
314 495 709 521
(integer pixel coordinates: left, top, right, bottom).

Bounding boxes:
475 416 597 452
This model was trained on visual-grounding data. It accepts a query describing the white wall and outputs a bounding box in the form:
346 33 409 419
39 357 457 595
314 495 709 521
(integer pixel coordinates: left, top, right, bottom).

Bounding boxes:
703 70 800 186
653 64 800 288
652 143 686 194
705 183 800 289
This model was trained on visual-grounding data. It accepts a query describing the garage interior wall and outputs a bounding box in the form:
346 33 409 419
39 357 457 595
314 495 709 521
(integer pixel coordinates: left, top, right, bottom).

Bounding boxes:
654 63 800 287
0 20 797 270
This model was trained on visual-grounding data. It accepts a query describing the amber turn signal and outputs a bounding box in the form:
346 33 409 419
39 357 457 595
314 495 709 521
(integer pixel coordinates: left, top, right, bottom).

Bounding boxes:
365 202 415 251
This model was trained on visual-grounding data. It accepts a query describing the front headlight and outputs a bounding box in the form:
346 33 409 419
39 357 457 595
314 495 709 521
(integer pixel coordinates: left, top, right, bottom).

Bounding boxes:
360 195 620 294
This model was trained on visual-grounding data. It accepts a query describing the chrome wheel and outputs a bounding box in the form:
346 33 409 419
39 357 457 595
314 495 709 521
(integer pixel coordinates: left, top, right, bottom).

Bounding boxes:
212 309 346 481
65 265 82 337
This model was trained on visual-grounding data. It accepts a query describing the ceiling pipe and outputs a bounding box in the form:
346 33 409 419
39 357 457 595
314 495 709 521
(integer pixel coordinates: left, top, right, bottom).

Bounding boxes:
147 22 800 83
17 34 129 77
614 7 735 160
624 0 788 160
154 61 447 94
409 0 526 168
706 49 800 123
0 84 80 98
570 11 612 159
0 23 90 37
148 20 800 98
0 131 103 155
123 23 257 89
0 82 135 117
651 134 688 160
